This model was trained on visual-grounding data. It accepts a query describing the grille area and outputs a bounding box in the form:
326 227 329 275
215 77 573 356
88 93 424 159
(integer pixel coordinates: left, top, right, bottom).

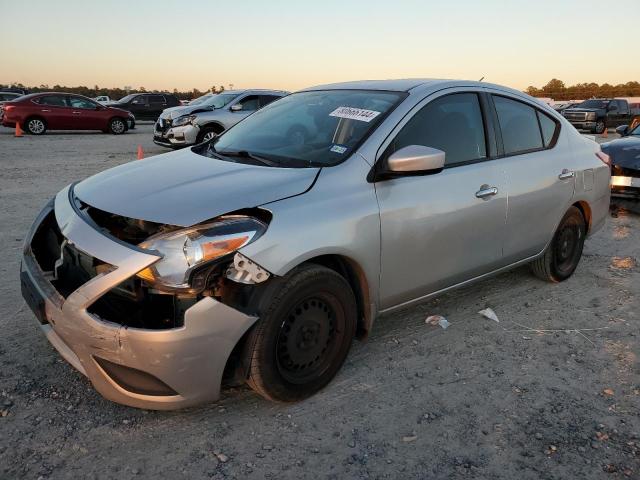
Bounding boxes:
563 111 588 122
29 209 188 329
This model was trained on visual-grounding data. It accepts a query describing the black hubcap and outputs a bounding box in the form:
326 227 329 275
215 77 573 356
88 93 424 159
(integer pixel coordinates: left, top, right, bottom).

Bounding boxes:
276 297 339 384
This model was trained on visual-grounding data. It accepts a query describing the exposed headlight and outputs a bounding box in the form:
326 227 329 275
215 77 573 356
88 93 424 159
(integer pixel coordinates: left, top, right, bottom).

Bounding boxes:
586 112 597 120
172 114 197 127
137 216 267 291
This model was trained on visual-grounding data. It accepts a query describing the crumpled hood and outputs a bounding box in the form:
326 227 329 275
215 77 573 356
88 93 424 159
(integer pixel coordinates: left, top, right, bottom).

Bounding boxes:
602 137 640 171
74 148 320 226
160 104 213 120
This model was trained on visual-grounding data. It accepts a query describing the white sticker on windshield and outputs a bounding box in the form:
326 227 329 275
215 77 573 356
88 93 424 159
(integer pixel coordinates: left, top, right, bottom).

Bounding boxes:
329 106 381 123
330 145 347 154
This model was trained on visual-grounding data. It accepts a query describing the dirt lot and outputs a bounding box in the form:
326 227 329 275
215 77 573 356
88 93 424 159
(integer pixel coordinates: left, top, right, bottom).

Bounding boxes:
0 125 638 480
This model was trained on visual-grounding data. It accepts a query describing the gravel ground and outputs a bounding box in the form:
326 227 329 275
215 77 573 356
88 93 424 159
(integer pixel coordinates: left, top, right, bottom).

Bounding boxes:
0 125 638 479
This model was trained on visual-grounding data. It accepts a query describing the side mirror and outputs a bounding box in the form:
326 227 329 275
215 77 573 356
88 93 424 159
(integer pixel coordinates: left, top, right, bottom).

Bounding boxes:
616 125 629 136
387 145 445 174
230 104 243 112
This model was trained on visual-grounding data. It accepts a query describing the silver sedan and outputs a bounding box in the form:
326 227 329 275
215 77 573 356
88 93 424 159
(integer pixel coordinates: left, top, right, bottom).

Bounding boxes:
21 79 610 409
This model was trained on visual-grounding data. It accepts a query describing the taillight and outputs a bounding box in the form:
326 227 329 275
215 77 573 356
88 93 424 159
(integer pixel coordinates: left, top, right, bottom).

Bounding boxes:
596 151 610 166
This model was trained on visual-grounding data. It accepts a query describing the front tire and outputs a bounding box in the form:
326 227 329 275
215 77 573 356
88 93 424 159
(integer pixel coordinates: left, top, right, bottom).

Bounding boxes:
25 117 46 135
196 126 221 144
594 120 606 135
108 117 127 135
531 206 586 282
246 264 357 402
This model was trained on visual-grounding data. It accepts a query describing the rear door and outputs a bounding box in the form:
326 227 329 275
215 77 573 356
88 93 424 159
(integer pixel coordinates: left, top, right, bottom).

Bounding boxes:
147 95 167 119
67 96 103 130
375 91 507 309
35 95 73 129
489 94 575 263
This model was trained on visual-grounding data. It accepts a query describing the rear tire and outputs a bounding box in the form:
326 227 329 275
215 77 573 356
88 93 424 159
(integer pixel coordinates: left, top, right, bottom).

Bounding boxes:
25 117 46 135
531 206 586 282
108 117 127 135
246 264 357 402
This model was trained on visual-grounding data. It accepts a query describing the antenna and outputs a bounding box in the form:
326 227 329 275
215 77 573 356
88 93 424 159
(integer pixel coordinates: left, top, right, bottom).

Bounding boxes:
478 77 484 82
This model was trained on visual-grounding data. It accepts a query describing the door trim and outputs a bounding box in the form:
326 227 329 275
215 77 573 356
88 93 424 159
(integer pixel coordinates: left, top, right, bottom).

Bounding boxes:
379 248 544 314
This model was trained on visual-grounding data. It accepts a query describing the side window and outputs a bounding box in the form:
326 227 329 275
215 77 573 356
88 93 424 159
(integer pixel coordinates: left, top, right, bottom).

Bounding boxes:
537 111 558 148
259 95 281 107
238 95 260 111
131 95 147 105
69 96 97 109
618 101 629 114
148 95 165 104
493 96 543 155
36 95 68 107
388 92 487 166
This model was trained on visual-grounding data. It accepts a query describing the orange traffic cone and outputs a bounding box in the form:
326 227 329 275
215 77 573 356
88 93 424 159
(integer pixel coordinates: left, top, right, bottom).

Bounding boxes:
137 145 144 160
15 122 23 137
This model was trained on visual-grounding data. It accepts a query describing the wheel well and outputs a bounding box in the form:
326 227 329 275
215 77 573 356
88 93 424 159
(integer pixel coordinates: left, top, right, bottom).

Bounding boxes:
301 255 372 339
24 115 46 127
573 201 592 232
201 122 225 134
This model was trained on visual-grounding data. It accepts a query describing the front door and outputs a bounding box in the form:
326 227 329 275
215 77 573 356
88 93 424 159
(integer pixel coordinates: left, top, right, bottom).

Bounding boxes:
67 96 103 130
375 92 507 309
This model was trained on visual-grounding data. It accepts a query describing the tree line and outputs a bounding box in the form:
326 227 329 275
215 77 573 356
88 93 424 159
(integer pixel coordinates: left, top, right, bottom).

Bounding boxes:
526 79 640 100
0 83 228 101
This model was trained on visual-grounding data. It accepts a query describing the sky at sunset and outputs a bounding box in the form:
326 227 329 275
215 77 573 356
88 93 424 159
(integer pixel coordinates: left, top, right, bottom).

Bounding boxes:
2 0 638 93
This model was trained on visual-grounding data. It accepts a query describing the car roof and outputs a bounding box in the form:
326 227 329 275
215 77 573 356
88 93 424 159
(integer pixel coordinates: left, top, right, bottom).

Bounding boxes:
299 78 524 95
218 89 289 94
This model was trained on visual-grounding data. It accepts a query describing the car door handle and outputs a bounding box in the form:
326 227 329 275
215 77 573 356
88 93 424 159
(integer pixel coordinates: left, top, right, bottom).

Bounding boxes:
558 169 575 180
72 111 82 115
475 185 498 199
41 109 51 112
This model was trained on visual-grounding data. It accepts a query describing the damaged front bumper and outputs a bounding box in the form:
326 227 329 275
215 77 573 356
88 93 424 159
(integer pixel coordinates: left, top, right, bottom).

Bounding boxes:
20 185 257 410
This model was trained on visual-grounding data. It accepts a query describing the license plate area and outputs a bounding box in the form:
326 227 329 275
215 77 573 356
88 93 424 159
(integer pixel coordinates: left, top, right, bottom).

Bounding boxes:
20 269 48 325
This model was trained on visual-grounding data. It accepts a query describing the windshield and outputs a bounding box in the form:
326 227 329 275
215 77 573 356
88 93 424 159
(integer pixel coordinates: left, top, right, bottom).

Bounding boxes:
117 94 137 103
201 90 405 167
576 100 609 109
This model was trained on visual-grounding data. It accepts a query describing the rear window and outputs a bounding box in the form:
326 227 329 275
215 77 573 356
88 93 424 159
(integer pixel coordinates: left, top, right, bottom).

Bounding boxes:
493 96 543 155
537 111 558 147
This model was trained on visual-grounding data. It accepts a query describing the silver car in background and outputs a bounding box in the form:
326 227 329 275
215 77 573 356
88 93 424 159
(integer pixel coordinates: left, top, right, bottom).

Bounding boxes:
21 79 610 410
153 89 288 148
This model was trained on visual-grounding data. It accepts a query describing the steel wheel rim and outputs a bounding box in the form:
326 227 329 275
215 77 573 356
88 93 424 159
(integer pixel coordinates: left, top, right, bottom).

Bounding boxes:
112 120 125 133
276 295 343 385
554 223 582 274
29 119 44 134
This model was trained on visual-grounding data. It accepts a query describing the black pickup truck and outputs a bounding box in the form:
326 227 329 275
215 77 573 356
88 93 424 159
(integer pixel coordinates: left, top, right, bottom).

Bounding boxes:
562 99 634 134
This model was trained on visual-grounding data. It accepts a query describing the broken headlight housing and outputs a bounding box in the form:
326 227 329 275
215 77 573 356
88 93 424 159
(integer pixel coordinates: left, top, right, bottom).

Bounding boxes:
172 114 197 127
137 216 267 292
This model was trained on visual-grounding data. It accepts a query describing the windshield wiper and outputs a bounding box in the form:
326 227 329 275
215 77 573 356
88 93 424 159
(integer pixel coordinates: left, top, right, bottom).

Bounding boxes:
216 150 280 167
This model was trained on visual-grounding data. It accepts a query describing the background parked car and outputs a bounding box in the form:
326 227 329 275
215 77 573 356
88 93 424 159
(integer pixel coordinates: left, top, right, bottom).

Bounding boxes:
562 98 634 134
0 92 22 104
0 92 135 135
93 95 111 104
110 93 180 121
602 123 640 198
153 89 288 147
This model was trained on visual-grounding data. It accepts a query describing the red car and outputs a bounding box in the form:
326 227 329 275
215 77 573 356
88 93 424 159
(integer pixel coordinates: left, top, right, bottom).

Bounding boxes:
0 92 135 135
